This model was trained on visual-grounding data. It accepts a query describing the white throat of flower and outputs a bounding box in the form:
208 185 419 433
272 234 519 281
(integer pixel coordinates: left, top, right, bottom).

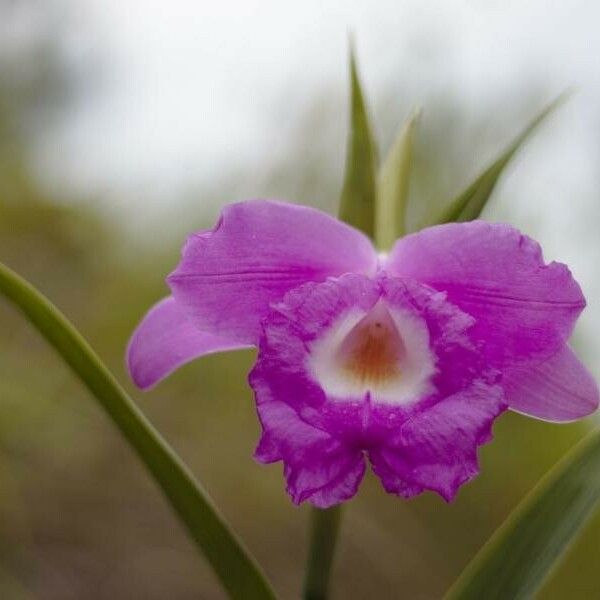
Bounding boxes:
308 300 437 405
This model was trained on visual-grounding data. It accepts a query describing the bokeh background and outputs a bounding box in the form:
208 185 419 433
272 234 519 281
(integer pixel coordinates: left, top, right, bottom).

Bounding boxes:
1 1 600 598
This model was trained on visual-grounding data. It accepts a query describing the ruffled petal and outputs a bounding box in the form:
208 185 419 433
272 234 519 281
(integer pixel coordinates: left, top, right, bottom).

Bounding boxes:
250 273 506 505
503 345 599 422
168 200 377 344
386 221 585 366
370 379 505 502
127 297 249 390
252 388 365 508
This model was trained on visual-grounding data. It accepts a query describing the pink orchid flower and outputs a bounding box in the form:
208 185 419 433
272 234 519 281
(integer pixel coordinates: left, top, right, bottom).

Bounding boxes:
127 200 598 507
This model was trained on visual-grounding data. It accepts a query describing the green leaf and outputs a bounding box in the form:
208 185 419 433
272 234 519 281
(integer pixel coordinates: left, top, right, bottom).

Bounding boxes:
338 46 378 237
0 261 276 600
303 506 343 600
434 93 568 225
376 108 420 247
444 428 600 600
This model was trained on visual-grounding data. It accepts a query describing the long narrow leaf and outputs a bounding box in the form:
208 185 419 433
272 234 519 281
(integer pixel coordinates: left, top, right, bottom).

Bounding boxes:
444 428 600 600
434 93 568 225
0 261 276 600
376 108 420 246
338 47 378 238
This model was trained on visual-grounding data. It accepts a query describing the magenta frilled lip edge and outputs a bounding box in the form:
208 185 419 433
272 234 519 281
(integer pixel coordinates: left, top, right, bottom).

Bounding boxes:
126 200 599 508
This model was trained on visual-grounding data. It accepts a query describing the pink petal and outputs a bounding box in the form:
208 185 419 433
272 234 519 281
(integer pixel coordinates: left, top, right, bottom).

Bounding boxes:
386 221 585 366
370 380 506 502
168 200 377 344
252 397 365 508
127 297 250 390
250 273 506 504
503 345 599 422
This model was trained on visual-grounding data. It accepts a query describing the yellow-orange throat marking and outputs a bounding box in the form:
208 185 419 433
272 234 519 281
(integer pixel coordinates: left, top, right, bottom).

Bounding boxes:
338 302 405 386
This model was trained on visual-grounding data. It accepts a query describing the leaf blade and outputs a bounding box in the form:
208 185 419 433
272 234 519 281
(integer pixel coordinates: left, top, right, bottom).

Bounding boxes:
338 47 378 237
444 428 600 600
376 108 420 247
0 261 276 600
434 93 568 225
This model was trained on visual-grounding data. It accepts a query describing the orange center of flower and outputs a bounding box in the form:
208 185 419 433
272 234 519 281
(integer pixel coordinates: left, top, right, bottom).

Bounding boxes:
337 302 405 387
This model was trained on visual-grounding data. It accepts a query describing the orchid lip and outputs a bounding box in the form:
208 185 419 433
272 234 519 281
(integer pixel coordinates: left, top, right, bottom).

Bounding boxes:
338 300 405 387
307 298 437 405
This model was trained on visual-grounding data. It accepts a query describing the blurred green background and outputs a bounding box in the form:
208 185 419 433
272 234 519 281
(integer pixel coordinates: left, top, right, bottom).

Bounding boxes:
1 1 600 598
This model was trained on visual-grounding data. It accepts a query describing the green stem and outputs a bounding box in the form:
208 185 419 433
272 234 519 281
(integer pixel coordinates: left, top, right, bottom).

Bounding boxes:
303 506 343 600
0 261 276 600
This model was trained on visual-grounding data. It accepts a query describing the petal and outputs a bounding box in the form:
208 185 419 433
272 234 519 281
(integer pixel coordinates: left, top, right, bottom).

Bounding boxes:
370 379 506 501
168 200 377 344
386 221 585 366
292 454 366 509
127 297 249 390
503 345 599 422
252 394 365 508
250 273 506 504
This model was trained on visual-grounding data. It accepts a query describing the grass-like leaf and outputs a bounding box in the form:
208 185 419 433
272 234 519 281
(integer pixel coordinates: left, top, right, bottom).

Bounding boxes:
338 46 379 238
376 108 420 247
0 261 276 600
434 93 568 225
444 428 600 600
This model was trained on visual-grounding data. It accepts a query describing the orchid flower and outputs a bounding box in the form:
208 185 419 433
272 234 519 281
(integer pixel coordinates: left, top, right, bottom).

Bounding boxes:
127 199 598 508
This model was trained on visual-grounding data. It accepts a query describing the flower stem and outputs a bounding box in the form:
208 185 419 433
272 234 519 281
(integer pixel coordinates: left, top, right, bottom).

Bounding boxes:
303 506 343 600
0 261 276 600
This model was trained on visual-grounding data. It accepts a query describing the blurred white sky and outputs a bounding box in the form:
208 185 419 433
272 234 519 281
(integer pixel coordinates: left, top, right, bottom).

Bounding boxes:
6 0 600 357
33 1 600 203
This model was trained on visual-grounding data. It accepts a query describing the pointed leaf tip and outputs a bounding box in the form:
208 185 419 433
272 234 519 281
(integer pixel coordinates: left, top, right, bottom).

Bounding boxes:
433 93 569 226
376 107 421 247
338 48 378 238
